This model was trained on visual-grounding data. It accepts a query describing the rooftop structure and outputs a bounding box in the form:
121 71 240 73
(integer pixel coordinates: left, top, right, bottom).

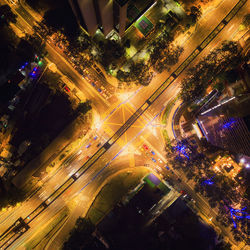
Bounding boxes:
68 0 156 38
197 114 250 157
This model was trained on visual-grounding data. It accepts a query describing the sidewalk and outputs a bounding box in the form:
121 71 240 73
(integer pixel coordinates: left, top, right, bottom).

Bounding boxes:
165 98 183 141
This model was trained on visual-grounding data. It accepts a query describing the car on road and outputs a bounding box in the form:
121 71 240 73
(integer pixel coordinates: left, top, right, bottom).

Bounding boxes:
143 144 149 150
165 165 170 170
151 150 155 155
97 142 101 147
158 158 163 163
152 158 156 163
62 83 70 92
86 143 91 149
93 135 98 140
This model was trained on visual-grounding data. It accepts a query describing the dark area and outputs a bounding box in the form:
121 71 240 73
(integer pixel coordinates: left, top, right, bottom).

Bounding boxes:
64 199 218 250
96 40 125 70
0 4 17 27
10 83 74 164
41 0 80 41
0 179 25 209
25 0 62 11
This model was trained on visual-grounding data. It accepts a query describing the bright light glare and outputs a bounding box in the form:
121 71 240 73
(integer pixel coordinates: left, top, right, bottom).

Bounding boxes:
240 158 245 164
117 92 132 102
93 113 101 129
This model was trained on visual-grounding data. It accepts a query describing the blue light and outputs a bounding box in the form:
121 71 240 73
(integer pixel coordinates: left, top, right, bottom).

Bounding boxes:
30 67 39 77
20 62 28 70
201 176 214 186
222 118 236 129
173 141 190 159
229 206 250 228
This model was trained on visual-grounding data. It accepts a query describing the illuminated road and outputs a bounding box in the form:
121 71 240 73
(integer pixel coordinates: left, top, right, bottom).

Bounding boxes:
0 0 249 248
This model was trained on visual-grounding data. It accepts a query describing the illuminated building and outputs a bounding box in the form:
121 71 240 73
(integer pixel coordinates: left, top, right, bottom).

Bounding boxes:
197 102 250 156
68 0 156 38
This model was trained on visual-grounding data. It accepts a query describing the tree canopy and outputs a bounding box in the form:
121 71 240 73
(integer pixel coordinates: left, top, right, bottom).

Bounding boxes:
180 41 243 102
0 5 17 27
63 217 95 249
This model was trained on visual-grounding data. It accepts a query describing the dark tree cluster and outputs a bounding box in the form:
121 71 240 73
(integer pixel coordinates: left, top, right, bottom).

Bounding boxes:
0 4 17 27
0 180 25 209
180 41 244 102
63 218 96 250
16 34 46 62
148 33 183 73
96 40 125 71
117 61 153 86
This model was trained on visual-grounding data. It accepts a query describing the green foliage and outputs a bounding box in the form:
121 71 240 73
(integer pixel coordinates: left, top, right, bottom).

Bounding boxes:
97 40 125 70
117 61 152 86
149 35 183 73
180 41 243 102
77 100 92 114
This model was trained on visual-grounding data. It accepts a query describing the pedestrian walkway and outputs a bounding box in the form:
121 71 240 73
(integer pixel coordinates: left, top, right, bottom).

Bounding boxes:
164 99 183 140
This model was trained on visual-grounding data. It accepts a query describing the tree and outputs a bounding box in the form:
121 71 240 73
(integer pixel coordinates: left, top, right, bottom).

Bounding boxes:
190 6 202 23
16 34 46 62
43 1 80 40
0 5 17 27
180 41 243 102
97 40 125 70
163 45 184 66
63 217 95 249
26 34 47 57
16 39 34 62
77 100 91 114
242 14 250 27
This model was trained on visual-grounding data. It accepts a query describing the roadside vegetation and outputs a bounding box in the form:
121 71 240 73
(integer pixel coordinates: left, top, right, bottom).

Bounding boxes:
25 0 211 87
165 138 249 243
180 41 245 102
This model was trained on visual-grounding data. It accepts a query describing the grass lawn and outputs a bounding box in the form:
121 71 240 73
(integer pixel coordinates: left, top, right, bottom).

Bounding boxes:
86 168 150 224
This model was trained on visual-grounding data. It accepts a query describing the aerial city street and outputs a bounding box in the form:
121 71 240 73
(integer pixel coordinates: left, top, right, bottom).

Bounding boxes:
0 0 249 249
